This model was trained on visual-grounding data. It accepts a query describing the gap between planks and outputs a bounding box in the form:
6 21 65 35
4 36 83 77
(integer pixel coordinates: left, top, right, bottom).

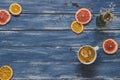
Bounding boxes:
21 12 120 16
12 77 120 80
1 46 120 49
0 28 120 31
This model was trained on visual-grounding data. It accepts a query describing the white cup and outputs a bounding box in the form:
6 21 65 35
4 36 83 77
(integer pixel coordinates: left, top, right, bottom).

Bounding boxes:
78 45 99 65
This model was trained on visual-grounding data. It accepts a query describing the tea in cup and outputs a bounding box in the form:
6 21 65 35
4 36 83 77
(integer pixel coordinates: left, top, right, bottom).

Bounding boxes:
78 45 99 65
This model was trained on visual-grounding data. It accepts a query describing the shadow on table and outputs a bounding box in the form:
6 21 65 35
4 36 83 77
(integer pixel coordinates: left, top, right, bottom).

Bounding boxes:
96 16 106 28
76 53 104 78
78 63 97 78
94 15 115 47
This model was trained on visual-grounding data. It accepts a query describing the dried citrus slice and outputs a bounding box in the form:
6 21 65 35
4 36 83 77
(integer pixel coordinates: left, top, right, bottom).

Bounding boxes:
103 39 118 54
0 65 13 80
9 3 22 15
71 21 84 34
75 8 92 24
0 9 11 26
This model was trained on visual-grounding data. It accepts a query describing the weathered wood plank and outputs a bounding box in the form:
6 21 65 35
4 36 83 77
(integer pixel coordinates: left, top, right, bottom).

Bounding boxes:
0 47 77 63
0 0 119 79
0 47 120 79
0 14 120 30
7 62 120 79
0 0 120 13
0 47 119 63
0 31 119 47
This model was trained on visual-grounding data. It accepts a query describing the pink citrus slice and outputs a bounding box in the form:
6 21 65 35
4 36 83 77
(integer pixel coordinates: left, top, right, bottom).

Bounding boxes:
75 8 92 25
103 39 118 54
0 9 11 26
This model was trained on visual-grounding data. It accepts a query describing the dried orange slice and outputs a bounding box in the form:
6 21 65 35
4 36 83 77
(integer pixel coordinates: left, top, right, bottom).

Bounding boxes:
0 65 13 80
9 3 22 15
71 21 84 34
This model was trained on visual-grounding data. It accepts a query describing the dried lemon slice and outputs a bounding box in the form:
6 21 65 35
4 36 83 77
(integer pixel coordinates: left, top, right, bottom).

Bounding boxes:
0 65 13 80
71 21 84 34
9 3 22 15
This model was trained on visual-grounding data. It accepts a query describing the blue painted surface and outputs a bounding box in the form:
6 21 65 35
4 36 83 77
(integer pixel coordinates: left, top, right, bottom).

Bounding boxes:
0 0 120 79
0 14 120 30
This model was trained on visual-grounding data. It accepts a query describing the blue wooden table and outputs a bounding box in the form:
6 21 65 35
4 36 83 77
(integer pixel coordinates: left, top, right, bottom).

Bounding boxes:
0 0 120 79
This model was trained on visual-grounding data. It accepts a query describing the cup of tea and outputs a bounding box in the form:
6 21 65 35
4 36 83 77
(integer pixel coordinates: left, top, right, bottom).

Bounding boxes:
78 45 99 65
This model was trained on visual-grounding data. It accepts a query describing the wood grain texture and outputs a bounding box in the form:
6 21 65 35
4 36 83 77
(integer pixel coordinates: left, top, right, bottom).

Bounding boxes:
0 0 120 13
0 47 120 79
0 14 120 30
0 0 120 79
0 31 119 47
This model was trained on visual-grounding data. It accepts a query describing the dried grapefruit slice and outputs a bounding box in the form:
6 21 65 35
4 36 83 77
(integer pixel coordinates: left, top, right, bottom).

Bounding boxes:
75 8 92 25
103 39 118 54
0 9 11 26
0 65 13 80
71 21 84 34
9 3 22 15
